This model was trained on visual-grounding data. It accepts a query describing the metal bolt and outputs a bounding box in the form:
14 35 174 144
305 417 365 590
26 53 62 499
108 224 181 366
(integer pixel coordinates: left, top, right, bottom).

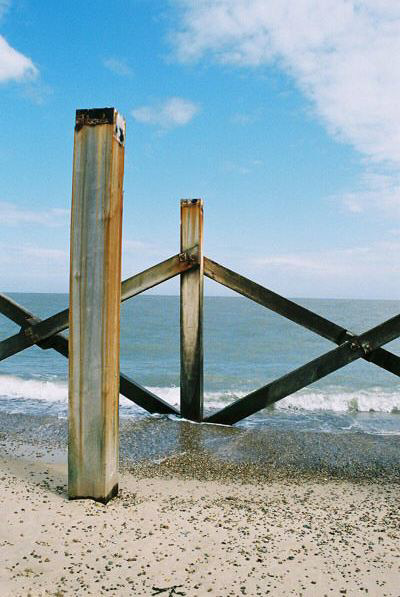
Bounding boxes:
361 342 371 354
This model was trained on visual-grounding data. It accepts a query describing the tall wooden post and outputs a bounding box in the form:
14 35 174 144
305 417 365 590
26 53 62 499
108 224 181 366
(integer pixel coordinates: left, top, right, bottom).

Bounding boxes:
68 108 125 503
180 199 204 421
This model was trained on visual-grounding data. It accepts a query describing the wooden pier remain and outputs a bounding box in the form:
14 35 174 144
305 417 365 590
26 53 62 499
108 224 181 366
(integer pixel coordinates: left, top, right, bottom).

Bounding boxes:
0 105 399 503
68 108 125 503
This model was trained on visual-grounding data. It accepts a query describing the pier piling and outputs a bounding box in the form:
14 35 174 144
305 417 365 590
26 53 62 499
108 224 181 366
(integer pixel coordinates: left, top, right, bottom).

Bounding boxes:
68 108 125 503
180 199 204 421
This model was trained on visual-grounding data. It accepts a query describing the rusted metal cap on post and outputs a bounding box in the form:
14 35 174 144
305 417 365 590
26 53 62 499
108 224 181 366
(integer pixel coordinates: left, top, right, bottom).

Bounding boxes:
181 198 203 207
75 107 126 146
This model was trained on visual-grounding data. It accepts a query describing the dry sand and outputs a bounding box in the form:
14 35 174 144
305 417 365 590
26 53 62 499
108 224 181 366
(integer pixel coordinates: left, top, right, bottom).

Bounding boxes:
0 447 399 596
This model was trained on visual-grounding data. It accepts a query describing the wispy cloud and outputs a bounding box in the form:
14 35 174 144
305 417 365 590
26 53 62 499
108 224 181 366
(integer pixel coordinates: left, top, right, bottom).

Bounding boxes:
123 238 160 253
121 237 178 288
22 80 53 105
231 111 259 126
222 158 262 175
0 243 68 266
251 240 400 298
20 245 68 261
103 57 133 77
254 242 400 277
0 241 69 291
122 238 169 264
338 171 400 216
132 97 200 129
171 1 400 214
0 202 69 227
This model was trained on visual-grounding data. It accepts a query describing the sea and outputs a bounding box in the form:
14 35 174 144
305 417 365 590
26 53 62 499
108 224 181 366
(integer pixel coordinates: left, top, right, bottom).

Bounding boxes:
0 293 399 436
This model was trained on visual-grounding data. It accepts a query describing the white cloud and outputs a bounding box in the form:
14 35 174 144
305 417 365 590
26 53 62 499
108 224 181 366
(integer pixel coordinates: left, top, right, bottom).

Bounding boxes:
0 34 38 83
172 1 400 215
20 245 68 261
173 1 400 165
338 171 400 216
251 240 400 298
132 97 200 128
243 239 400 298
0 242 69 291
256 246 375 276
103 57 133 77
0 202 69 226
0 243 68 266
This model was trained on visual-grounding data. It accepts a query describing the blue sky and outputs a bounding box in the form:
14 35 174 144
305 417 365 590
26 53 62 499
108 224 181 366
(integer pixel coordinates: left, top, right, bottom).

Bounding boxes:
0 0 399 298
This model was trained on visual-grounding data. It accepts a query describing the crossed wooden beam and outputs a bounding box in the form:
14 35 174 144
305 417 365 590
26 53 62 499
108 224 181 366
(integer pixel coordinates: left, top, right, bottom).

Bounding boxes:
0 248 199 417
0 249 399 425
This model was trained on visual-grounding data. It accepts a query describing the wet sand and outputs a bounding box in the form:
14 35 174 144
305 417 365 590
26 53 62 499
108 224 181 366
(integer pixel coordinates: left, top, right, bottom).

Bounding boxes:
0 415 399 596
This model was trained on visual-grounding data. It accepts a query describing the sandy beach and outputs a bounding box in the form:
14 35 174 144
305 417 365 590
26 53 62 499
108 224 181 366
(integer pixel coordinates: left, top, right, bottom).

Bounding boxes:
0 417 399 596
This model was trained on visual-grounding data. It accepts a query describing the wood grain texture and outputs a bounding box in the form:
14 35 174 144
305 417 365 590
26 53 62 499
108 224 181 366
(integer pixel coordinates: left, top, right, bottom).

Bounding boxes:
68 109 125 502
180 199 204 421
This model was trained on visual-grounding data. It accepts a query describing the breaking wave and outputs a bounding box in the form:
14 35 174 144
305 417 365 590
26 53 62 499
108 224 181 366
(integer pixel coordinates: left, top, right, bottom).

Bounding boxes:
0 375 399 414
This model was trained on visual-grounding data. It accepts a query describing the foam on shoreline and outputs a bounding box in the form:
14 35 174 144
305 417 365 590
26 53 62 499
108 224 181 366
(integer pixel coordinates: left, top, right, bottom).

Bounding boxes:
0 373 399 439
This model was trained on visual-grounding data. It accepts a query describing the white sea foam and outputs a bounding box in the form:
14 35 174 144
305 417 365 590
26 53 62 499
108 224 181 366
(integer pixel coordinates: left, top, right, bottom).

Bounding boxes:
0 375 399 414
0 375 67 402
279 389 400 413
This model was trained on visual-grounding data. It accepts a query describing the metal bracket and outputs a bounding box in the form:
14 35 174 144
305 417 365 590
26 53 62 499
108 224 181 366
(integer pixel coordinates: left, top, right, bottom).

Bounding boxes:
348 335 372 355
22 317 52 349
23 325 40 344
179 247 199 264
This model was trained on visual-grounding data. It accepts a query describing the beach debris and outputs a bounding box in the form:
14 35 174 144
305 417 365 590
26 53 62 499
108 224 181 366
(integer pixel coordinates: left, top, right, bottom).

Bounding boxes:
152 585 186 596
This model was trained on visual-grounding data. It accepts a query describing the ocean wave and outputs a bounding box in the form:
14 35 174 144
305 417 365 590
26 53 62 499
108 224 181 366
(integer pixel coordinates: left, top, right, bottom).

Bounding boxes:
0 374 67 402
279 389 400 414
0 375 399 414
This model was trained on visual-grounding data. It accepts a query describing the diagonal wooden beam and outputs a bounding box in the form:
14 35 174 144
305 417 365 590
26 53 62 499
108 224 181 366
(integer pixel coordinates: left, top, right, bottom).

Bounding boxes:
364 348 400 376
205 314 400 425
0 293 179 416
119 374 178 415
0 309 68 362
204 257 400 377
0 248 198 363
121 245 198 302
0 294 69 355
0 293 38 327
204 257 344 341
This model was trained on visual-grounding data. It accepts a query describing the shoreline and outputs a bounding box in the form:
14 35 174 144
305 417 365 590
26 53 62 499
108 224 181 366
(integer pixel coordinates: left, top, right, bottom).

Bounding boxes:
1 412 399 482
0 417 399 595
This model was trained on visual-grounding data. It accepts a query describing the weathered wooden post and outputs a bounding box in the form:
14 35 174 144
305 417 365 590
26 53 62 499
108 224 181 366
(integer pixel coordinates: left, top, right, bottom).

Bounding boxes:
68 108 125 502
180 199 204 421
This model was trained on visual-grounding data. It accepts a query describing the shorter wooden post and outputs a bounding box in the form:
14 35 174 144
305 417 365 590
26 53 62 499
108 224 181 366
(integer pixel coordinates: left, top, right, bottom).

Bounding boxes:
68 108 125 502
180 199 204 421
